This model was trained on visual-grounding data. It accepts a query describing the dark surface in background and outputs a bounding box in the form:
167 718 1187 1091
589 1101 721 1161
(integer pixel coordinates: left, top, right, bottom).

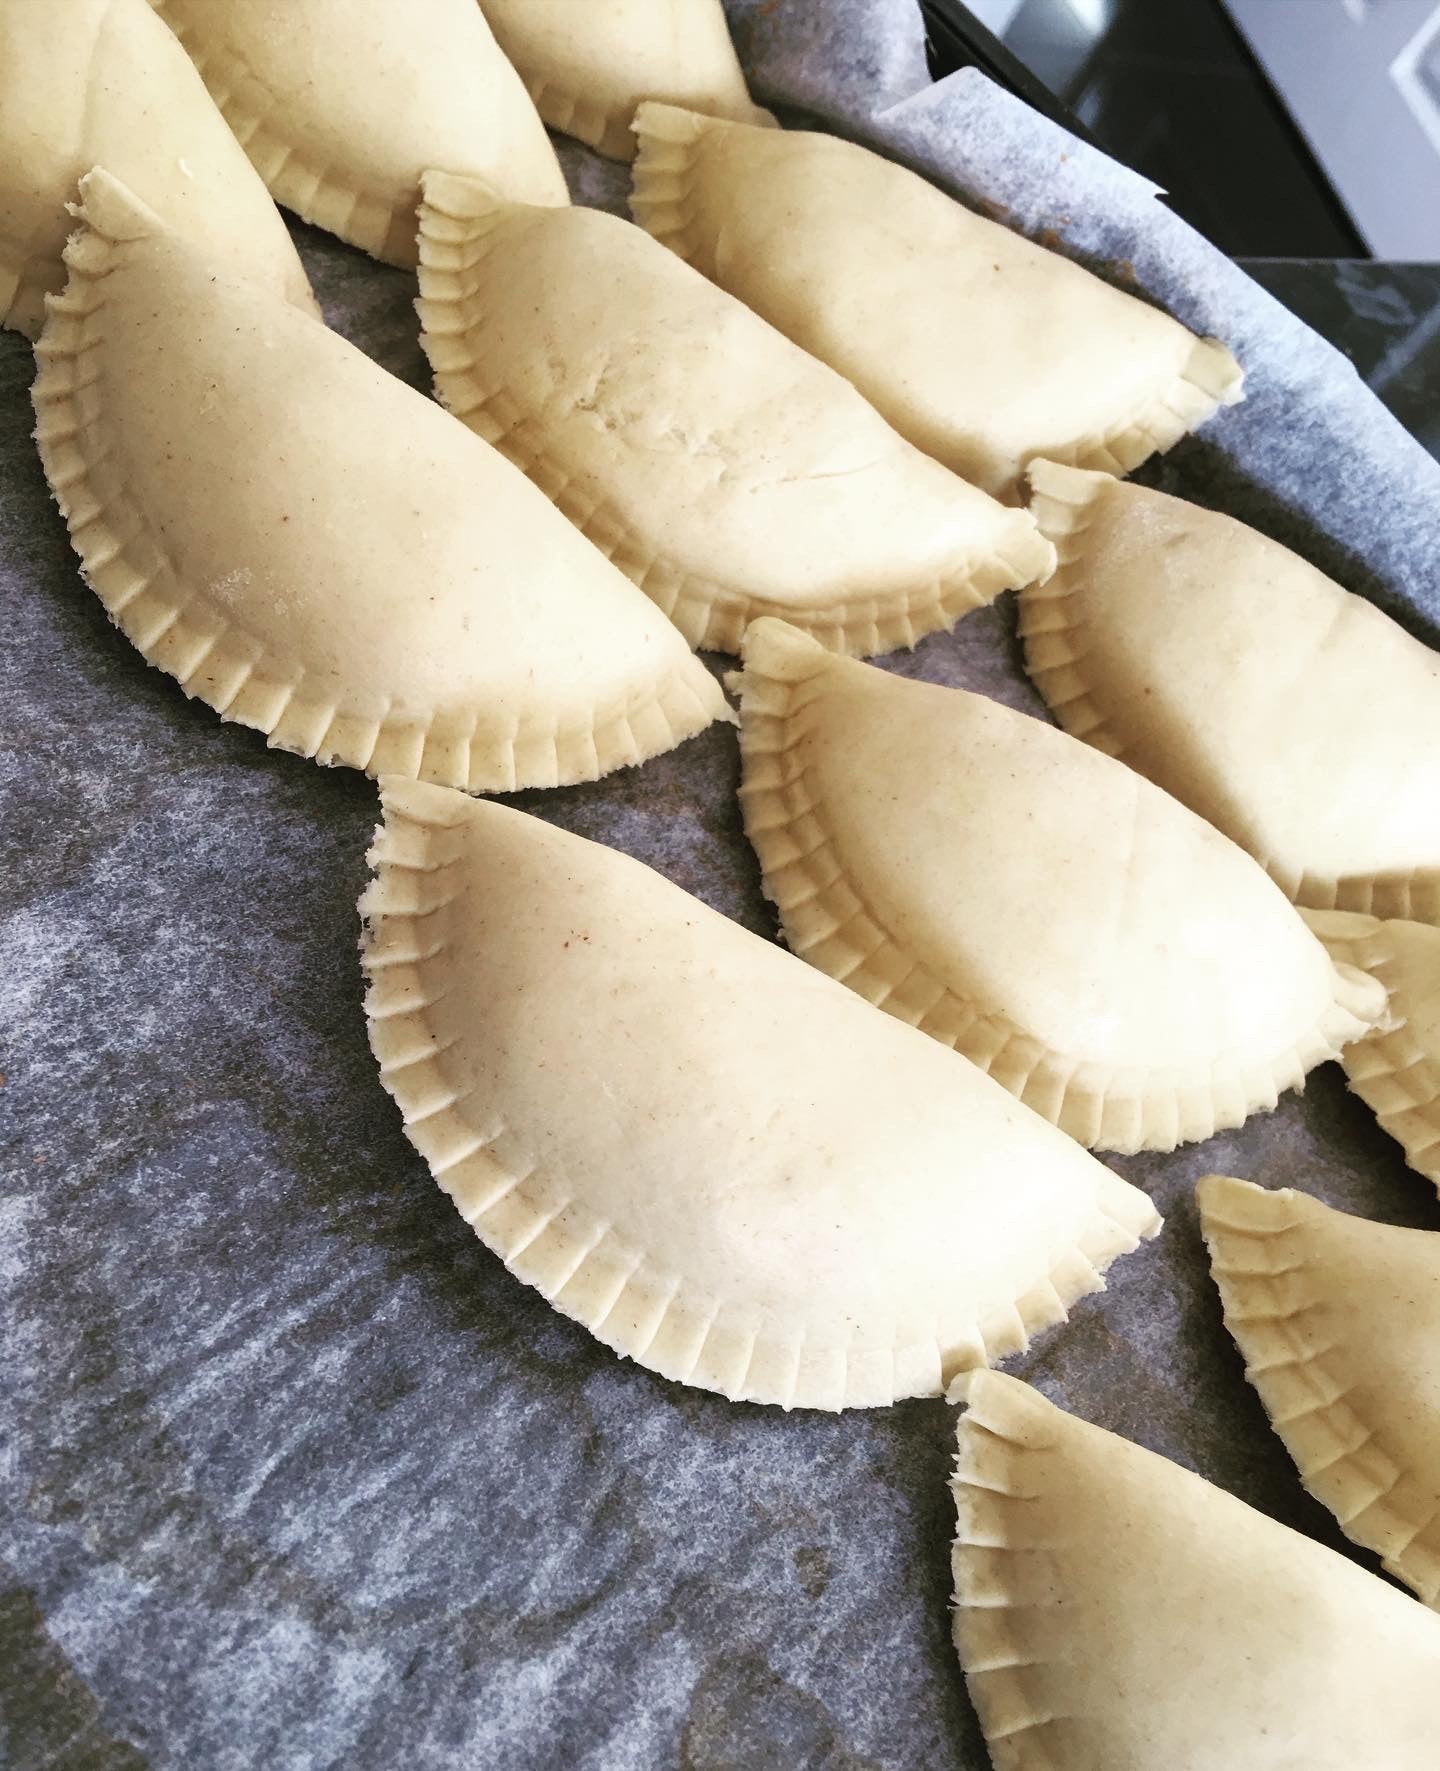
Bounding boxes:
1244 259 1440 463
924 0 1367 257
922 0 1440 467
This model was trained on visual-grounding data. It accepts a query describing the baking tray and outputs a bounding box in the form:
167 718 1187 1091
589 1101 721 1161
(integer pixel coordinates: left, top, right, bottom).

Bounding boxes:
3 2 1439 1765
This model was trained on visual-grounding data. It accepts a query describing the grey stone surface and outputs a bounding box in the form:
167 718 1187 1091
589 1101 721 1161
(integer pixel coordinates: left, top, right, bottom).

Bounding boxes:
5 3 1440 1767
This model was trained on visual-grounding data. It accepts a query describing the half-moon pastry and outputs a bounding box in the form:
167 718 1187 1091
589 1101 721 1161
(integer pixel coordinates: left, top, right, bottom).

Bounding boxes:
736 620 1384 1152
951 1369 1440 1769
1 0 314 339
630 103 1242 500
32 171 722 789
479 0 772 161
1024 460 1440 922
416 174 1055 657
1303 911 1440 1192
151 0 567 265
1200 1173 1440 1607
360 779 1161 1410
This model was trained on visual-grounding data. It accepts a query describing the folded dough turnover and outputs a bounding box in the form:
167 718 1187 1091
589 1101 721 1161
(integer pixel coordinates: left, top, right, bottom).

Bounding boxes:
952 1369 1440 1770
360 781 1161 1410
31 172 722 790
479 0 772 162
1024 460 1440 923
150 0 567 265
1200 1174 1440 1607
630 103 1242 501
1 0 315 340
1303 911 1440 1192
416 175 1054 658
737 621 1384 1154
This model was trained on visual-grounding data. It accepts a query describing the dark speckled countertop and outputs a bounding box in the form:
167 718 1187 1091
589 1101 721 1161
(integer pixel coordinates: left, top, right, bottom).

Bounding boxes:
1242 260 1440 462
3 217 1438 1771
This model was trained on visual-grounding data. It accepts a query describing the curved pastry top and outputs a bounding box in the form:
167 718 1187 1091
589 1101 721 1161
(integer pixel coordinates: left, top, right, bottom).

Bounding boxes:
951 1370 1440 1770
630 103 1242 500
360 781 1161 1411
1304 910 1440 1192
479 0 772 161
0 0 314 339
737 620 1384 1152
1199 1173 1440 1608
416 173 1054 658
1024 460 1440 922
31 171 722 790
150 0 567 264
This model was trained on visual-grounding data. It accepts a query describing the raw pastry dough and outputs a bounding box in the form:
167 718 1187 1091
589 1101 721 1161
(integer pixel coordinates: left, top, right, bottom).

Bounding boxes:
630 104 1242 500
1303 911 1440 1192
951 1369 1440 1770
1199 1173 1440 1607
150 0 567 266
416 174 1055 657
737 620 1385 1153
479 0 772 162
360 780 1162 1410
1024 460 1440 922
0 0 315 340
32 172 722 789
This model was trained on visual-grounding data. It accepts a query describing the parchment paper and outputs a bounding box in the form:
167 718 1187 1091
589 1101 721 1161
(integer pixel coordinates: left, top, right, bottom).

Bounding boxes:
4 3 1438 1767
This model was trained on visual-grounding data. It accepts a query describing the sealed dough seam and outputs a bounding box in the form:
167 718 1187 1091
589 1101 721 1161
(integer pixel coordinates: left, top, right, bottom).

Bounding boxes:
1303 915 1440 1190
628 101 711 264
1292 869 1440 923
949 1375 1072 1768
1019 459 1135 765
31 213 718 790
524 74 642 163
523 75 770 164
1023 461 1440 922
739 635 1382 1154
360 787 1157 1410
153 5 413 263
1200 1176 1440 1605
1032 332 1242 485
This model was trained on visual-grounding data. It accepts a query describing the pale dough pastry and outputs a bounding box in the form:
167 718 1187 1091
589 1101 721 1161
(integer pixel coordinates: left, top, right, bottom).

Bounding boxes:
360 780 1162 1410
951 1369 1440 1769
0 0 315 340
479 0 772 162
1200 1173 1440 1608
31 171 722 789
1303 911 1440 1192
630 103 1242 500
150 0 567 266
737 620 1385 1153
416 174 1055 657
1024 460 1440 922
